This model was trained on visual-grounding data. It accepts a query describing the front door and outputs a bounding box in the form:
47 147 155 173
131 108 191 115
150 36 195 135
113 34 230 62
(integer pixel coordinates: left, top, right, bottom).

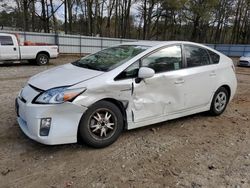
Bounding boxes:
131 45 186 123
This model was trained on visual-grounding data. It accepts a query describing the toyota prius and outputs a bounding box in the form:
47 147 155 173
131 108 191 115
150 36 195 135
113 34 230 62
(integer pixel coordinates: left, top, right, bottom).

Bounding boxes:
16 41 237 148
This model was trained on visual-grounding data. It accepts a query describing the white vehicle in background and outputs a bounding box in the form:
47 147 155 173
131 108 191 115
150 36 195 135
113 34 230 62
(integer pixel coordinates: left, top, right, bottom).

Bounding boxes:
238 52 250 67
0 33 58 65
16 41 237 148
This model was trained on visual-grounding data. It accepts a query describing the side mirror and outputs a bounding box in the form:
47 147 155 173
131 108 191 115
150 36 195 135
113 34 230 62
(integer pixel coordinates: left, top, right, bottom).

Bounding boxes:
138 67 155 79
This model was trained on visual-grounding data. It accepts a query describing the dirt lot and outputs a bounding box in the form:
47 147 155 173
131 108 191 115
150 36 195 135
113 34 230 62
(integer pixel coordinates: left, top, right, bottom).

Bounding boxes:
0 56 249 188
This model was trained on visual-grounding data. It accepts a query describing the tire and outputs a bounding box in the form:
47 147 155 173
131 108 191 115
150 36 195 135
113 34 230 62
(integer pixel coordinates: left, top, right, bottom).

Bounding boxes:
209 87 229 116
36 53 49 66
79 101 124 148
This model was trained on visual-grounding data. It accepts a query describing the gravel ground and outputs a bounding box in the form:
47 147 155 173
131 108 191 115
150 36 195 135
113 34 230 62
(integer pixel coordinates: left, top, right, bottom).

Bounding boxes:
0 56 249 188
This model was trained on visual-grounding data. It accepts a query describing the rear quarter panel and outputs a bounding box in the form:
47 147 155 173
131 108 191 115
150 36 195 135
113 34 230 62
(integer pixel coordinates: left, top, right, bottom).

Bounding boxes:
215 56 237 101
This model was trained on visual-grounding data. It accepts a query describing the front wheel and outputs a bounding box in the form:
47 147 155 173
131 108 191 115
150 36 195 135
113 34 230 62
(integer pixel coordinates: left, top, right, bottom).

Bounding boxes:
36 54 49 65
209 87 229 116
79 101 124 148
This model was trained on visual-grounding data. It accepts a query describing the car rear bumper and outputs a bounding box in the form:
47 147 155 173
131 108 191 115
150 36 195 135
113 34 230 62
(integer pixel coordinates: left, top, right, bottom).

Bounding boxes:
16 97 87 145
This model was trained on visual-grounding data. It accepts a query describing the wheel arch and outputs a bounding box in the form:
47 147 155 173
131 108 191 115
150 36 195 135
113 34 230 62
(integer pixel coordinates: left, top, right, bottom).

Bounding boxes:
77 98 129 143
36 51 50 59
95 98 128 129
220 84 231 99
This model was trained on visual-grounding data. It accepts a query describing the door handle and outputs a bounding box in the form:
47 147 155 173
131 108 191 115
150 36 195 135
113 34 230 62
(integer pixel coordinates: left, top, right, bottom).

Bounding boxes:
13 47 17 51
175 78 185 84
210 71 216 76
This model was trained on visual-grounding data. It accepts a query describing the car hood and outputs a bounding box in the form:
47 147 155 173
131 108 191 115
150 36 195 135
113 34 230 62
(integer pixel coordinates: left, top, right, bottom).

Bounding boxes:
240 56 250 61
28 63 104 90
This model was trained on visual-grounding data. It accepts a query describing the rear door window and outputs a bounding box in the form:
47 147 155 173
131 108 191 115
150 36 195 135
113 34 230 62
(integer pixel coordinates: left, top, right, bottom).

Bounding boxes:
184 45 210 67
0 36 14 46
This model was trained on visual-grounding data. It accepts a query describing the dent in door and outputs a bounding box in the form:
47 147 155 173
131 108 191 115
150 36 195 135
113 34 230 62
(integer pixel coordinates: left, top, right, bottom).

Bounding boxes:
132 75 168 122
131 73 185 122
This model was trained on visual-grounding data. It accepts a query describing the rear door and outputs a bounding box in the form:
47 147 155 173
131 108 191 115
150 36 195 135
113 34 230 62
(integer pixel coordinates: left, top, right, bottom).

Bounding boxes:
182 45 217 109
0 35 19 60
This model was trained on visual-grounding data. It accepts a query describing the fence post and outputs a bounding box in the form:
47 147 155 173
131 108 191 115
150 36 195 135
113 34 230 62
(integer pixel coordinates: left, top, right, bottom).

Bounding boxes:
24 31 26 41
55 33 59 45
100 37 103 50
243 45 246 56
80 35 82 56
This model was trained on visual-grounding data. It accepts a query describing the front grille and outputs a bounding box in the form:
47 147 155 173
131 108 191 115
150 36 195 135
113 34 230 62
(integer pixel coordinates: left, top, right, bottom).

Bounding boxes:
240 60 249 63
15 98 19 116
239 61 250 66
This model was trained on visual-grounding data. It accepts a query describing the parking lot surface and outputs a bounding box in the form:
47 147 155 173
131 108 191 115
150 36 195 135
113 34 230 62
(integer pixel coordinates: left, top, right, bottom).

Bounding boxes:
0 57 250 187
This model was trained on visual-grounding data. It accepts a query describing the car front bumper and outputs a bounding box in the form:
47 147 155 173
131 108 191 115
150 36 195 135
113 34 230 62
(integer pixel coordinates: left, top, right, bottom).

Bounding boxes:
239 60 250 67
16 97 88 145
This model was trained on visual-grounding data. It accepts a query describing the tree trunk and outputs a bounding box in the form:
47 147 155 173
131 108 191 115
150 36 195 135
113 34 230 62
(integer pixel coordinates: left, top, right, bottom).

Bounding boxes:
50 0 57 33
142 0 147 40
67 0 73 34
64 0 68 34
31 0 35 31
23 0 29 31
41 0 47 32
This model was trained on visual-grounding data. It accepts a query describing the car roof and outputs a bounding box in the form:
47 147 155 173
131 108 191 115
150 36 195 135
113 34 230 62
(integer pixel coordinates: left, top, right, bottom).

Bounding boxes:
120 41 209 48
0 33 16 37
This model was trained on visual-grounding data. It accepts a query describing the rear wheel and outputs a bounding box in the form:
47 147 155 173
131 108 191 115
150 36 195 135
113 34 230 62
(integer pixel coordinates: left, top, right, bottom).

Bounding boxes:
79 101 124 148
36 53 49 65
209 87 229 116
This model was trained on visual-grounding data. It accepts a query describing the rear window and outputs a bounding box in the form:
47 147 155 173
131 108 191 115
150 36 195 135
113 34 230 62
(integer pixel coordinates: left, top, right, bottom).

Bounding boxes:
0 36 13 46
207 50 220 64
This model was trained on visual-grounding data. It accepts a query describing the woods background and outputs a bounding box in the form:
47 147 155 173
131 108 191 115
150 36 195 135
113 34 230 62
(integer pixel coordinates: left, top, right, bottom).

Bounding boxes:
0 0 250 44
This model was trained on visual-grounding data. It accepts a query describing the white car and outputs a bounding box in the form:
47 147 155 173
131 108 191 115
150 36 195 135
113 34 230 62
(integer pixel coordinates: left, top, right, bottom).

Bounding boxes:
16 41 237 148
239 53 250 66
0 33 58 65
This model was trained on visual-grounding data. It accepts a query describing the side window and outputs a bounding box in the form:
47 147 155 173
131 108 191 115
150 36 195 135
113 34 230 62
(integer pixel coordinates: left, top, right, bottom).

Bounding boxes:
115 61 140 80
184 45 210 67
141 45 182 73
207 49 220 64
0 36 14 46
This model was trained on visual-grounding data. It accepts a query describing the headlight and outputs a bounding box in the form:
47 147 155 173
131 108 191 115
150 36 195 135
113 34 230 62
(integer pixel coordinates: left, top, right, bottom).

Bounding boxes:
34 87 86 104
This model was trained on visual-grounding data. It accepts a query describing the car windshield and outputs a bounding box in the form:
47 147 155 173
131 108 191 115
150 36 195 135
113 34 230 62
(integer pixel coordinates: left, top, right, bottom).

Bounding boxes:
72 45 149 71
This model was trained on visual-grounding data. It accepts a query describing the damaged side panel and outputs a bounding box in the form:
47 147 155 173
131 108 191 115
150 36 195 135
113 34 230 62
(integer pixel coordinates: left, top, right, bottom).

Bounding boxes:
72 68 188 130
72 78 135 127
131 71 186 125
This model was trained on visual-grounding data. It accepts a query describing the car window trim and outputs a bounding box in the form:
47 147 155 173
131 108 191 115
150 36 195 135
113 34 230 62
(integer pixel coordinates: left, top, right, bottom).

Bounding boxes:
114 43 185 81
183 44 215 69
0 36 14 46
206 49 220 64
114 60 140 81
140 43 184 74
